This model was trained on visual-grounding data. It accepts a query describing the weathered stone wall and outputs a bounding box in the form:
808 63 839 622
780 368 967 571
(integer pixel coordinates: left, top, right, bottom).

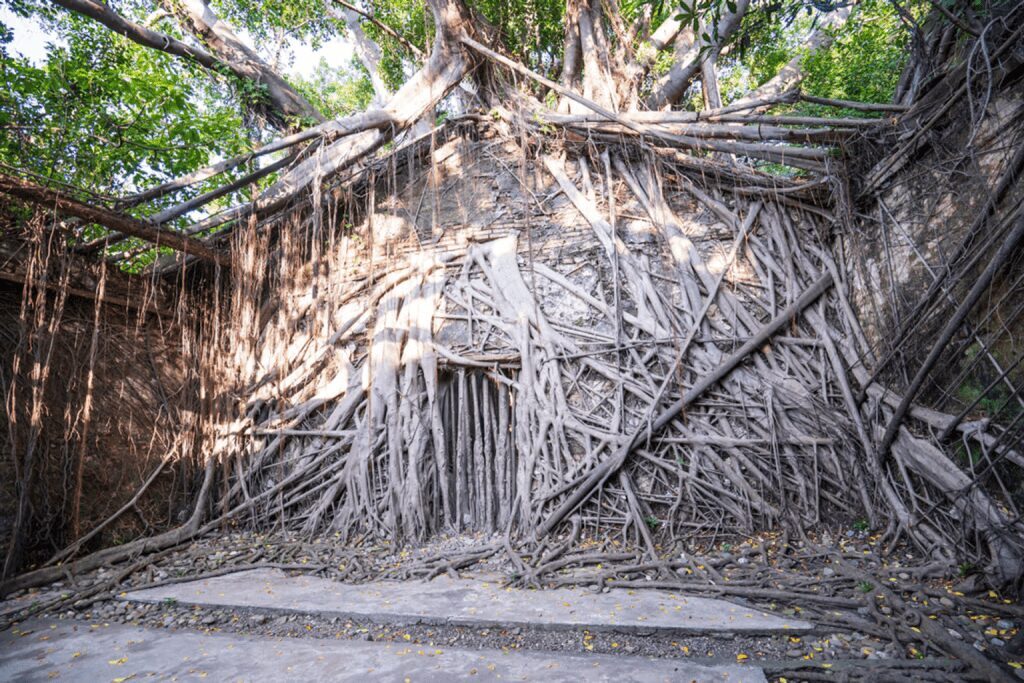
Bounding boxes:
843 89 1024 413
0 246 194 565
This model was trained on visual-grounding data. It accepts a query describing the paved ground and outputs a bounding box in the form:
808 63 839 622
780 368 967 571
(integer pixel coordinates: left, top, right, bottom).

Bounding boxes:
123 569 813 635
0 618 768 682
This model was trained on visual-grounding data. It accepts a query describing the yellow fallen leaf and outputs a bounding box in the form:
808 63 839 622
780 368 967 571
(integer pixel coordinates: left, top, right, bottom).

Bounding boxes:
107 658 127 666
736 653 748 661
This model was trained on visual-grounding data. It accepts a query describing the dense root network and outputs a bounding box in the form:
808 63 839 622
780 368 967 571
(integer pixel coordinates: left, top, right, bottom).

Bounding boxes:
2 0 1022 617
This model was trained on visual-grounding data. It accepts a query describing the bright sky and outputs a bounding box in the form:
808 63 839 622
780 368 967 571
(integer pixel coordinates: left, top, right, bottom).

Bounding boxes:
0 5 354 78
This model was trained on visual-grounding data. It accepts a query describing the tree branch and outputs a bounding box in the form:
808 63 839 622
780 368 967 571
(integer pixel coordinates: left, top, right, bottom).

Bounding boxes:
50 0 322 128
0 174 230 267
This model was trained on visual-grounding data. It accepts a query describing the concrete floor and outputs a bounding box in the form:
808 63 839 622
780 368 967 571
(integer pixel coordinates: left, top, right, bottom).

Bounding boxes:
1 618 768 682
123 568 812 635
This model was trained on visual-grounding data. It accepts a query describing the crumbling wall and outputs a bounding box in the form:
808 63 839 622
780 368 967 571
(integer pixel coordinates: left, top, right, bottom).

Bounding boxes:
845 91 1024 346
0 241 194 566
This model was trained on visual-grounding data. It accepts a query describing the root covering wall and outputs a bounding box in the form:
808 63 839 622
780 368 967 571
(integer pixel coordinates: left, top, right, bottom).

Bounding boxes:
0 232 195 570
199 125 872 548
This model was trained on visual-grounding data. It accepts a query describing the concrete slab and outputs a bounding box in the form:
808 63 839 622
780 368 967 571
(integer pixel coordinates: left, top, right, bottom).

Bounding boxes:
123 569 813 635
0 618 767 682
0 588 64 619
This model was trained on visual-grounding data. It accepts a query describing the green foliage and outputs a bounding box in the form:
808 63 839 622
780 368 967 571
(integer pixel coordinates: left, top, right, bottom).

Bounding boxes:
293 58 376 119
857 580 874 593
800 0 908 105
0 13 247 195
472 0 565 69
358 0 430 91
852 519 870 532
719 0 910 111
211 0 338 48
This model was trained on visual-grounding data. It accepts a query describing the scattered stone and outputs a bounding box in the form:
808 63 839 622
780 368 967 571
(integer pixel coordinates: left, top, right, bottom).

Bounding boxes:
939 597 955 609
991 638 1005 647
822 568 834 577
947 629 963 640
996 620 1014 630
251 614 267 625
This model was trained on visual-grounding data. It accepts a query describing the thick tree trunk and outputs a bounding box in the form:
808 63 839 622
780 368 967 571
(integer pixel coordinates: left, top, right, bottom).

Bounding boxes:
333 7 393 106
162 0 324 126
254 0 474 212
646 0 750 109
728 6 852 109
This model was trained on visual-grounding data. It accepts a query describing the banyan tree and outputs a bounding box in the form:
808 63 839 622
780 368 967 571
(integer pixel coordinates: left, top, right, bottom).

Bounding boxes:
1 0 1022 637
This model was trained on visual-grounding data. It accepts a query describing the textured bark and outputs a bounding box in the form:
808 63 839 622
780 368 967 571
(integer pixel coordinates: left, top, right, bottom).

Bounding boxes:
646 0 749 109
254 0 474 212
162 0 324 126
0 175 230 266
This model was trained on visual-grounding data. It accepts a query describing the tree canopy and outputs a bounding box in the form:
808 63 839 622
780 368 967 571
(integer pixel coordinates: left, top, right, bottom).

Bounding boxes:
2 0 916 222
